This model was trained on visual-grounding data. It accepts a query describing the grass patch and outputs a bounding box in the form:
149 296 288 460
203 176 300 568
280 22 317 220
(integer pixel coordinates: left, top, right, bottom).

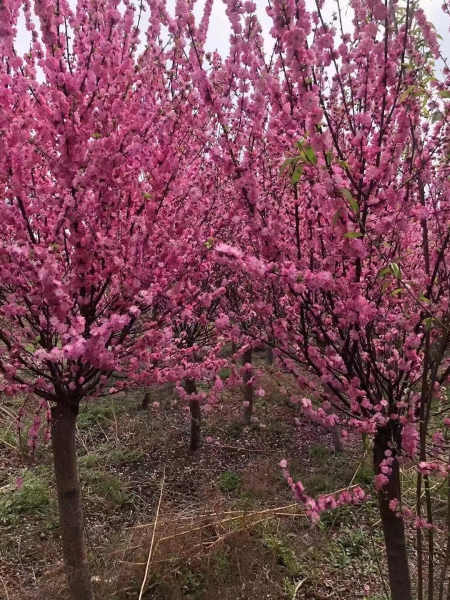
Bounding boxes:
225 420 244 440
81 470 130 508
77 400 126 430
219 471 242 494
79 445 144 468
262 532 302 577
0 470 52 528
309 445 330 460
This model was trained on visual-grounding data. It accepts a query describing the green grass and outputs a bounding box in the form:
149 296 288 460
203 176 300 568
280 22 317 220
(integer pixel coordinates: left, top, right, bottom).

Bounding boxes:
81 469 130 507
225 420 244 440
309 445 330 460
79 445 144 468
262 532 302 577
0 470 52 528
77 400 126 430
219 471 242 494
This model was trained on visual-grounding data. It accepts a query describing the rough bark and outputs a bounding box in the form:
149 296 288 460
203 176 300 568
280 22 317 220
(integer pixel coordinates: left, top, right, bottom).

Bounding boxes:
231 341 237 364
185 377 201 451
242 347 254 425
374 424 412 600
141 391 151 410
51 401 93 600
331 424 344 453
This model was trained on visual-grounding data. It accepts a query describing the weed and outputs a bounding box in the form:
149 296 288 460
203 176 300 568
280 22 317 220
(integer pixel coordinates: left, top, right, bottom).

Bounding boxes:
354 460 374 486
180 567 205 598
214 550 231 579
218 367 231 381
267 421 285 437
305 473 332 495
309 445 330 461
219 471 242 494
0 470 52 527
282 577 296 598
77 401 125 430
81 470 129 507
262 533 301 576
336 528 366 558
225 420 244 440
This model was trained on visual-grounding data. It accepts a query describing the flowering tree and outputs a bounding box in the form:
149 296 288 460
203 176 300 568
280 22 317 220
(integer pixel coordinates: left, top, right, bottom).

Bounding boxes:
0 1 221 597
198 1 450 599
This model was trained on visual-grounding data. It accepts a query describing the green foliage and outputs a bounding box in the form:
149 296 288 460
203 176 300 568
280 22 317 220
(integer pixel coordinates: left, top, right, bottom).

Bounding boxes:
81 470 129 507
218 367 231 381
181 567 205 598
225 420 244 440
309 445 330 461
0 471 51 527
219 471 242 494
79 445 143 468
262 533 302 576
77 401 124 430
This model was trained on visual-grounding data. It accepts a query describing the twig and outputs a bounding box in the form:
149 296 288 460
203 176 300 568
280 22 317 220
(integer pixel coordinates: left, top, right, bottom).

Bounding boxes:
138 467 165 600
0 576 10 600
292 577 307 599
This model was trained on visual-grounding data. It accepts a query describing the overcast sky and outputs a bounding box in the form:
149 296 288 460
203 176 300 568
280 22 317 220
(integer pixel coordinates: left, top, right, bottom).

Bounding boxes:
13 0 450 77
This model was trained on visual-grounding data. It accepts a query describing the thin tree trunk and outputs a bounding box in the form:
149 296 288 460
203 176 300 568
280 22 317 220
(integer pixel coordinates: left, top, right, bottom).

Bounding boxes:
267 347 274 366
141 391 151 410
242 347 253 425
331 425 344 453
185 377 201 451
374 424 412 600
51 401 93 600
324 385 343 453
231 341 237 364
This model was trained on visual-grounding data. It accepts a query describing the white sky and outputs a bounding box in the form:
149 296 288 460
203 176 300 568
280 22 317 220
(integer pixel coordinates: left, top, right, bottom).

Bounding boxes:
12 0 450 76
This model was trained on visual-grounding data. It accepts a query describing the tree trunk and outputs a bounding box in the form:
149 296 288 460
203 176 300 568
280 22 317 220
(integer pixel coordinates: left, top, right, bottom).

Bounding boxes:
267 347 274 366
141 391 151 410
374 423 412 600
242 347 254 426
331 424 344 453
51 401 93 600
323 385 343 453
185 378 201 451
231 341 237 364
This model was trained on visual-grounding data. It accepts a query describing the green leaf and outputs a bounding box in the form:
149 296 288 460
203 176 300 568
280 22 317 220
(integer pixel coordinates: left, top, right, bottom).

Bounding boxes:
304 145 318 165
325 150 333 167
381 280 391 294
291 165 303 185
280 158 294 175
418 293 430 303
336 159 349 169
341 189 359 215
390 262 401 279
378 267 392 277
390 288 403 296
344 231 363 239
431 111 443 124
400 85 417 102
333 207 342 226
439 90 450 98
424 317 434 332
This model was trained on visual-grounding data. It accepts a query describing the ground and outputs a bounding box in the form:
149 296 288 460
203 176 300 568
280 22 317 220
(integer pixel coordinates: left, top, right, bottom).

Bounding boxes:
0 354 388 600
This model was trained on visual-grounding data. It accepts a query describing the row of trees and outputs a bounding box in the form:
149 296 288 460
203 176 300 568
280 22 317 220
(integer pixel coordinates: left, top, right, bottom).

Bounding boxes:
1 0 450 599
